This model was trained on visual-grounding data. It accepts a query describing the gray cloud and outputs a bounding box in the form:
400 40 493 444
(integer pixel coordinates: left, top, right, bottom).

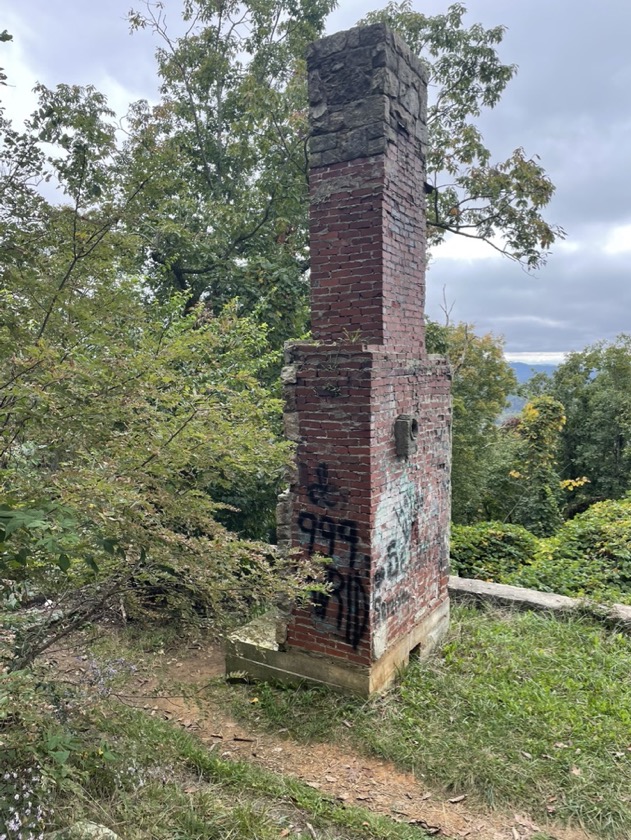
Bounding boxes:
427 246 631 353
6 1 162 102
5 0 631 354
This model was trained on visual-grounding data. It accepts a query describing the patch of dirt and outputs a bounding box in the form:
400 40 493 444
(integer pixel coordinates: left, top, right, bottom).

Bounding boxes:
45 636 595 840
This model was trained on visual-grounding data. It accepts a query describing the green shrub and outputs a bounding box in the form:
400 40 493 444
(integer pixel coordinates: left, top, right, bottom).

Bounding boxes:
450 521 538 580
508 498 631 602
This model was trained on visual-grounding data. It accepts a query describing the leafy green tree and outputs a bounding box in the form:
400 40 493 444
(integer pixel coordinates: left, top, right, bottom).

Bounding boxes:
426 320 516 523
124 0 336 346
0 29 12 86
505 396 566 536
362 0 563 267
122 0 561 347
0 81 310 667
544 337 631 507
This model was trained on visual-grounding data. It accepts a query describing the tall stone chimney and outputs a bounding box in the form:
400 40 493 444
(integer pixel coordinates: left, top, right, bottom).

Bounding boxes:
226 23 451 695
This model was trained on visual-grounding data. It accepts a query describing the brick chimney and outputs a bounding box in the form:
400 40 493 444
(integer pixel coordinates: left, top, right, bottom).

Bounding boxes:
226 24 451 696
308 24 428 351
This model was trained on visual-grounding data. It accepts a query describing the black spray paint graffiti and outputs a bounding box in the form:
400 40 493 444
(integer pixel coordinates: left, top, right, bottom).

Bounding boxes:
374 489 424 590
372 589 411 624
297 510 369 649
374 540 404 587
307 462 339 508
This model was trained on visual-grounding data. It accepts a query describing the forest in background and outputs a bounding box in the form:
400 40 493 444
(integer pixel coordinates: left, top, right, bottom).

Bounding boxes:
2 3 631 834
1 0 629 670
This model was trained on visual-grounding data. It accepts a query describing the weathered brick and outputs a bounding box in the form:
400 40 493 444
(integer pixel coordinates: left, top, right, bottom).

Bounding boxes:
278 24 450 677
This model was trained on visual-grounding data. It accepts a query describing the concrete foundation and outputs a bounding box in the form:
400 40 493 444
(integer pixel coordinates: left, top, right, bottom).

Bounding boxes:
225 598 449 696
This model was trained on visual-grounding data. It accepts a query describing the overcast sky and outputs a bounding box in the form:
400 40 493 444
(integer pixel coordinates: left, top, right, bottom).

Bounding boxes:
3 0 631 361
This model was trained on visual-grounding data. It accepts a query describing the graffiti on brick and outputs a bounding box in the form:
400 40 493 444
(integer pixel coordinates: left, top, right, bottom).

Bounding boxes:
307 462 339 508
371 479 425 629
297 509 368 648
372 589 411 625
374 497 419 591
374 539 404 587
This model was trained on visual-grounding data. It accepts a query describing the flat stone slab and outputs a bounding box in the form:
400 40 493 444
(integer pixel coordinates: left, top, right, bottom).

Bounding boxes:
225 600 449 696
449 576 631 632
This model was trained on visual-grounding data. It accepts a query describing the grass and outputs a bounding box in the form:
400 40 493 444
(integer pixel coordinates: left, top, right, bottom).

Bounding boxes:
231 604 631 839
52 702 436 840
1 643 436 840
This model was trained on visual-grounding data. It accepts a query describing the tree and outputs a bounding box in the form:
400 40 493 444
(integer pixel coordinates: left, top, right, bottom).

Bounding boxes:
363 1 563 267
121 0 561 345
505 396 566 536
543 337 631 508
0 29 11 87
0 80 312 667
426 320 516 523
124 0 336 346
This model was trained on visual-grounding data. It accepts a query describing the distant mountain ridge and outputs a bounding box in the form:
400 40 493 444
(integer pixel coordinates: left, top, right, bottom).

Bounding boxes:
501 362 559 420
510 362 558 384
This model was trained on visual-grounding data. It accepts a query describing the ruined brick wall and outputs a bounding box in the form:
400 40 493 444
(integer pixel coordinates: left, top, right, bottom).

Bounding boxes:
368 354 450 660
279 23 451 673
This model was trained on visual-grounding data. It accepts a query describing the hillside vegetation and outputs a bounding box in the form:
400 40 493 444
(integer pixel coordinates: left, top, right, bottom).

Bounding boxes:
2 1 630 838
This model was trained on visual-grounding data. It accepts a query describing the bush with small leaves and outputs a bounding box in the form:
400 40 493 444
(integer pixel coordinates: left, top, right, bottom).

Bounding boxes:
450 521 538 581
507 497 631 602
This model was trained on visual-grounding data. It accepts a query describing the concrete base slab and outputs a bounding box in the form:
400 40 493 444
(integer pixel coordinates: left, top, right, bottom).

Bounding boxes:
225 599 449 697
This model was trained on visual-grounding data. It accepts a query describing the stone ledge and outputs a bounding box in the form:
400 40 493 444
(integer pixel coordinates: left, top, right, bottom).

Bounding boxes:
448 576 631 632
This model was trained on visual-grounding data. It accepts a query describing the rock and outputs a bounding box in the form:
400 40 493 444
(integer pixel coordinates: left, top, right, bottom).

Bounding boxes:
48 820 123 840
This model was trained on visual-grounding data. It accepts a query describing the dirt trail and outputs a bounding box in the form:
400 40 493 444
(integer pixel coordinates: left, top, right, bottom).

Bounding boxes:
47 639 594 840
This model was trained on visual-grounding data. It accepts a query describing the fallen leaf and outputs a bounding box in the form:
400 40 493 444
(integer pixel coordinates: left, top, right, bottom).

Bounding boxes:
342 720 353 728
514 814 539 830
408 819 441 835
449 794 467 804
305 822 317 839
570 766 582 776
325 775 337 782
